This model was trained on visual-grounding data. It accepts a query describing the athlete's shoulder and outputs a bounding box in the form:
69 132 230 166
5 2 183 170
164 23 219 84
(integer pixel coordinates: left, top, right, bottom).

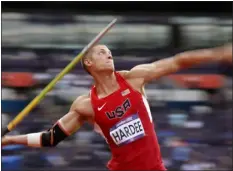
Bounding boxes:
71 94 94 117
71 94 91 110
77 94 90 100
117 70 129 78
117 70 140 81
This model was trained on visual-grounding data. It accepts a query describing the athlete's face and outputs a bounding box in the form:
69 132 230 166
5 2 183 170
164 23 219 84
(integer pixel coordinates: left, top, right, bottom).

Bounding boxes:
89 45 115 73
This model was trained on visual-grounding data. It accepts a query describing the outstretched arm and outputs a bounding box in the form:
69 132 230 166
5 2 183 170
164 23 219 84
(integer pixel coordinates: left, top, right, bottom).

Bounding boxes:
2 97 86 148
125 44 232 84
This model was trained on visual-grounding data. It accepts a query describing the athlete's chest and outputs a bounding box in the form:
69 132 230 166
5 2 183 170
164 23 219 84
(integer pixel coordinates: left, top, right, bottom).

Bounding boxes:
94 88 142 126
94 88 149 147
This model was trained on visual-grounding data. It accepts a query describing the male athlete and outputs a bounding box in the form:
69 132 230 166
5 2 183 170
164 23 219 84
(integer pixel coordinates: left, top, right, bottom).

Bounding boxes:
2 43 232 170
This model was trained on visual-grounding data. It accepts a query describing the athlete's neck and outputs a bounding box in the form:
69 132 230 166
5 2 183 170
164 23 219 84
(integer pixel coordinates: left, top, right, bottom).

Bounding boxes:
93 72 120 98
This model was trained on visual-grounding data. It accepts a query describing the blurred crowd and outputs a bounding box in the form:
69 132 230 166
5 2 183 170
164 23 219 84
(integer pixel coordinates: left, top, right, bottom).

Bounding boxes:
1 9 232 171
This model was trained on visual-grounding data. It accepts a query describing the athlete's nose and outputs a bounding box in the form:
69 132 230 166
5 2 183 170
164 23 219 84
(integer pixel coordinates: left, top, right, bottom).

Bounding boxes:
108 55 113 60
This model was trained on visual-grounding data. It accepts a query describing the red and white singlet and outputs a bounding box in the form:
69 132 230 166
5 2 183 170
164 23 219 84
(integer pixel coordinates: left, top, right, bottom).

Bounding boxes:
90 72 166 170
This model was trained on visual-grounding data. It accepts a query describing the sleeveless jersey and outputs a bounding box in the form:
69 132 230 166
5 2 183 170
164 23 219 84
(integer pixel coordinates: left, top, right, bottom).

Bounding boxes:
90 72 166 170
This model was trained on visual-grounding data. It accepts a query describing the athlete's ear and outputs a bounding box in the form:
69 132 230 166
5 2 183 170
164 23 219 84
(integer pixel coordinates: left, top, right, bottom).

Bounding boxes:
84 58 93 67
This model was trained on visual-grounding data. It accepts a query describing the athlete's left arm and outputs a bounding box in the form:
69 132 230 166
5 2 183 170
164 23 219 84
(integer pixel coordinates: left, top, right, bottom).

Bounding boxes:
125 43 232 84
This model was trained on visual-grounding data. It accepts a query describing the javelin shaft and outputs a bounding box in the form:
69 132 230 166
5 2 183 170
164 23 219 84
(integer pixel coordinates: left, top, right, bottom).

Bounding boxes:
2 18 117 137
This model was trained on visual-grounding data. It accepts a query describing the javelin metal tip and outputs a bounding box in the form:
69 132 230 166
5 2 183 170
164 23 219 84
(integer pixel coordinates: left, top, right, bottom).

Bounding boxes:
111 18 117 23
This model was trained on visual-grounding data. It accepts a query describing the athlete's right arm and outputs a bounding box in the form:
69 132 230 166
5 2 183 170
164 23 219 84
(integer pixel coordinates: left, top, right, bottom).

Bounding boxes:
2 96 88 148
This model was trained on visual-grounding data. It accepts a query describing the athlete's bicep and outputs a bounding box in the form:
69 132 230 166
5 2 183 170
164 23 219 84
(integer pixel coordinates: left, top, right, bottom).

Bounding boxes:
125 57 179 84
59 95 90 135
58 110 85 136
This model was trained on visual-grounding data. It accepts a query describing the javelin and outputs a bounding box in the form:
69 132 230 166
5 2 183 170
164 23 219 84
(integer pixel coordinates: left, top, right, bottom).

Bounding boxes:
2 18 117 137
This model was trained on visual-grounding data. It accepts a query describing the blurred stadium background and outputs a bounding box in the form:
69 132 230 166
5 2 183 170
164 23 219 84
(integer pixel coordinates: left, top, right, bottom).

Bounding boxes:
1 2 232 171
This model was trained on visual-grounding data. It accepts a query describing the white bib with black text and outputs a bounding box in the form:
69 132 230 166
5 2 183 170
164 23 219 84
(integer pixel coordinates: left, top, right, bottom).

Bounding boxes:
110 114 145 146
